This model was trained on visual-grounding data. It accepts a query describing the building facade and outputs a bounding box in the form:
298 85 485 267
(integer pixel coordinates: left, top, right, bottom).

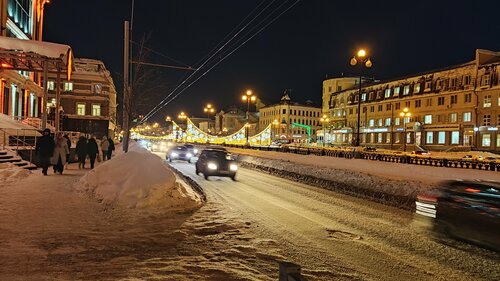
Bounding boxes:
259 93 322 142
47 58 117 138
214 106 258 135
324 49 500 152
0 0 48 121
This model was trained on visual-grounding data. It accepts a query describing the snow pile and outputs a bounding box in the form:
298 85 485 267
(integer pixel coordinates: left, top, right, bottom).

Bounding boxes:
0 163 30 185
78 147 202 212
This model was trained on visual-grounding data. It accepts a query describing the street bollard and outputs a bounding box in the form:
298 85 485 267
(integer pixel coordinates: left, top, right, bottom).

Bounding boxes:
279 262 307 281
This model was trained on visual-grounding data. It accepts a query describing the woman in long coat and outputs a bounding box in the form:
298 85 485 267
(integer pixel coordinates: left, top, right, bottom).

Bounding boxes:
75 136 88 169
51 132 70 174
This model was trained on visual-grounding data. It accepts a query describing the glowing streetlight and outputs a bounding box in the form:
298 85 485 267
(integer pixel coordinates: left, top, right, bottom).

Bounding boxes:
272 119 280 141
399 108 411 152
320 114 330 147
350 48 373 147
241 90 256 120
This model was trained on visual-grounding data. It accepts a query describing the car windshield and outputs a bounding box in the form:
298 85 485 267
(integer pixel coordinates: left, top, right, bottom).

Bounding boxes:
205 151 229 159
174 146 187 151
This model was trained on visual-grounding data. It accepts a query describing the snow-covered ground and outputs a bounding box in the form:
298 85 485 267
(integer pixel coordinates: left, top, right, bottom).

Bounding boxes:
0 143 283 280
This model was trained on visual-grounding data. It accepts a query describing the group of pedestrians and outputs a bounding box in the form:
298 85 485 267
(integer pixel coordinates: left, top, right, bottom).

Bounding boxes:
35 129 115 175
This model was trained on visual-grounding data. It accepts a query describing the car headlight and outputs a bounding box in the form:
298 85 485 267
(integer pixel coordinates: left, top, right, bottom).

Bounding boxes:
230 164 238 171
171 152 178 157
186 153 193 158
207 163 218 170
193 148 198 154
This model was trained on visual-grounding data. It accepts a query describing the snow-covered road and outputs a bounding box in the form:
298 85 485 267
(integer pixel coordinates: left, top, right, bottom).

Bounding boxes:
169 160 500 281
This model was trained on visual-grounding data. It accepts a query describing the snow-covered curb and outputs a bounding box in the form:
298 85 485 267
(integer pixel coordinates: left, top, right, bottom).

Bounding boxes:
235 154 433 210
0 162 31 186
77 147 203 213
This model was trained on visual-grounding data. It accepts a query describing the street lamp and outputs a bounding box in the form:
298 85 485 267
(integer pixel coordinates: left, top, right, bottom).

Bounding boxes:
244 123 251 145
203 104 215 133
241 90 256 120
350 48 373 147
320 114 330 147
272 119 279 141
399 107 411 152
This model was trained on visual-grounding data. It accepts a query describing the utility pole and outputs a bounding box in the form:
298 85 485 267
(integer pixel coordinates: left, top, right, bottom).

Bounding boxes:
122 21 130 152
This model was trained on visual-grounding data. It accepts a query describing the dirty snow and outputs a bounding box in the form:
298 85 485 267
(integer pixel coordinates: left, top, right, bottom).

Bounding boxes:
0 162 31 185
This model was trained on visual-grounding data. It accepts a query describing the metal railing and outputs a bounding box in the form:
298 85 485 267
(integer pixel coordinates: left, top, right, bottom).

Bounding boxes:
0 128 39 163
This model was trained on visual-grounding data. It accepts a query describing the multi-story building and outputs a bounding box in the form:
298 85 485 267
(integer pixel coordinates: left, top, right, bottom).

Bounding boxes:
259 93 322 142
47 58 117 138
214 106 258 135
0 0 49 120
324 49 500 152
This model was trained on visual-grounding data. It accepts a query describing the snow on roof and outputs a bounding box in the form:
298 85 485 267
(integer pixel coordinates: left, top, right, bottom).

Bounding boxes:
0 36 71 59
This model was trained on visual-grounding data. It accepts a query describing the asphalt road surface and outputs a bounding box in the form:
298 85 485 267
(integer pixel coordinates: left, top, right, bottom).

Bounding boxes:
167 158 499 281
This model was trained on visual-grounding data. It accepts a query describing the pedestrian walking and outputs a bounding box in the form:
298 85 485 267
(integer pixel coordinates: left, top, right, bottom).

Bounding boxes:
51 132 70 174
35 128 55 176
87 137 99 169
63 134 71 169
107 136 115 160
75 136 88 169
101 136 110 161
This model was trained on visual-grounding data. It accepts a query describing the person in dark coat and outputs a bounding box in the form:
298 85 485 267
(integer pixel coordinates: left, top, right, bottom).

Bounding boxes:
63 134 71 169
87 137 99 169
75 136 88 169
107 137 115 160
35 128 55 175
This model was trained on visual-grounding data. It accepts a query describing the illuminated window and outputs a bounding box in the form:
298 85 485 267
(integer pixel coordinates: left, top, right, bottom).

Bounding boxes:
426 132 433 144
451 131 459 145
481 75 490 87
403 85 410 95
424 115 432 124
92 104 101 116
395 118 400 126
369 119 374 127
483 95 491 107
414 83 421 93
463 112 472 122
482 134 491 147
384 88 391 98
76 103 85 116
64 82 73 91
438 132 446 144
47 81 55 90
449 113 457 123
394 87 400 96
385 118 391 126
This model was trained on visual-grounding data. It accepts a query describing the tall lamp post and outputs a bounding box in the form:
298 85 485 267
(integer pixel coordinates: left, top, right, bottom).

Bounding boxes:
320 114 330 147
350 49 373 147
400 107 411 152
178 112 187 142
241 90 256 120
244 123 251 145
203 104 215 132
272 119 279 141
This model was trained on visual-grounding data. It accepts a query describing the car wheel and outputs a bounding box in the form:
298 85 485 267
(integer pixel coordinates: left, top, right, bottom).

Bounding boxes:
231 174 237 181
195 167 199 175
204 174 209 180
169 158 172 162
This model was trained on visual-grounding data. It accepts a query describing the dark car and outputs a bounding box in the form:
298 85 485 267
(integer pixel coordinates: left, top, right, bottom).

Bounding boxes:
195 149 238 180
166 146 194 162
415 180 500 251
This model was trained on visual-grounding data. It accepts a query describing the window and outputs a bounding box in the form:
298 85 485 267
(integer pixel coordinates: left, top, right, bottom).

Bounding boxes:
282 109 286 114
403 85 410 95
92 104 101 116
337 86 342 91
385 118 391 126
450 78 456 88
424 115 432 124
481 74 490 87
463 112 472 122
438 97 445 105
395 103 400 110
386 133 391 143
484 95 491 107
483 115 491 126
451 131 460 145
64 82 73 91
386 104 391 111
464 75 471 85
426 98 432 107
384 88 391 98
328 86 332 92
450 95 457 104
415 100 421 108
482 134 491 147
378 119 383 126
370 106 374 113
378 105 383 112
414 83 421 94
424 81 432 91
369 119 375 127
405 101 410 108
464 93 472 103
438 132 446 144
426 132 433 144
361 93 367 101
94 84 102 94
76 103 86 116
404 116 411 124
497 135 500 148
394 87 400 96
47 81 55 90
395 118 400 126
449 113 457 123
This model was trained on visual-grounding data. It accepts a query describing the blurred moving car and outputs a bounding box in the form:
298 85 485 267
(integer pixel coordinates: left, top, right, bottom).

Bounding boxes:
195 149 237 180
205 145 227 152
183 144 199 155
411 150 430 155
415 180 500 251
166 145 194 162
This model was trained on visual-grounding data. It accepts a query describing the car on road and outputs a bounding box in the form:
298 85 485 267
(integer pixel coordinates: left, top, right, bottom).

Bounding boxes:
166 145 194 162
195 149 238 181
183 143 199 155
415 180 500 251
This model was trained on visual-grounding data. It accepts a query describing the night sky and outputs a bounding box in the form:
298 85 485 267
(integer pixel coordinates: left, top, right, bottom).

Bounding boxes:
43 0 500 123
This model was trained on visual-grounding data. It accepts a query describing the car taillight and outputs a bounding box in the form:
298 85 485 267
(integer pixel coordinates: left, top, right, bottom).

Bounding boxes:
417 194 438 203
